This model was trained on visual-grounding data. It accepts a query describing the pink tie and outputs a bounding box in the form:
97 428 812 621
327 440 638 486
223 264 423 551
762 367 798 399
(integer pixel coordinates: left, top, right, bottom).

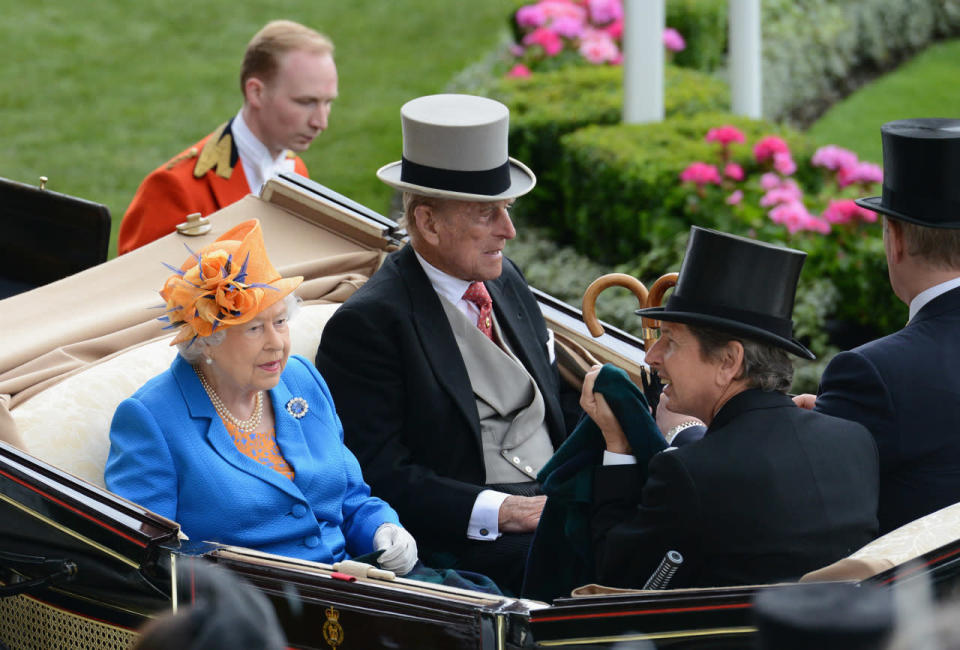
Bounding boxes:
463 282 493 340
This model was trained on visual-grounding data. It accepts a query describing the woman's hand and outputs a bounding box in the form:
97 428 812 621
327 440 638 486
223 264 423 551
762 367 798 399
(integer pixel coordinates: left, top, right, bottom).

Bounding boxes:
373 523 418 576
579 365 631 454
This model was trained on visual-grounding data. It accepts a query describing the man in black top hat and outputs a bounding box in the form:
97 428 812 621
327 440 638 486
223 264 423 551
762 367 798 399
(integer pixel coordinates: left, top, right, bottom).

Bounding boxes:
581 226 879 589
795 118 960 534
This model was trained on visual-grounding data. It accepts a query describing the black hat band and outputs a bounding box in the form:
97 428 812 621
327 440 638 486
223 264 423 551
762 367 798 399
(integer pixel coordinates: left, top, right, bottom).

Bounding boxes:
400 157 511 196
882 184 960 222
665 294 794 339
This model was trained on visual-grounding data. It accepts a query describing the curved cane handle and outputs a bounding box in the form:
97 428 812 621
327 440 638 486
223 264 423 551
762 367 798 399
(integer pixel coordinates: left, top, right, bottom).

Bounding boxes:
640 273 679 349
582 273 650 338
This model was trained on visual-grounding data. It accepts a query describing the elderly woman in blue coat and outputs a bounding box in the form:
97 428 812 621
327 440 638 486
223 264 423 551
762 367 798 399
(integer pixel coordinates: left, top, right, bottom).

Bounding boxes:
105 219 417 575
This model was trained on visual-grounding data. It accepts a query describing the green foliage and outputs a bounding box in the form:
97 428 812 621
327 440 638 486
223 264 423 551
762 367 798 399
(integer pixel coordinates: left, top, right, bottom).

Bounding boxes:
487 65 729 228
666 0 728 71
557 113 812 264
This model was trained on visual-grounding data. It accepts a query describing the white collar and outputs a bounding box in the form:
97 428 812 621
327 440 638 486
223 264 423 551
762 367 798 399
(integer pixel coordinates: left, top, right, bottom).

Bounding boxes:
413 249 473 308
909 276 960 322
232 109 293 194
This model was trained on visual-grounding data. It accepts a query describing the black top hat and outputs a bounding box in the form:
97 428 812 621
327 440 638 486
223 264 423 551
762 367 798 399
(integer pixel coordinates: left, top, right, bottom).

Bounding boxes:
753 582 894 650
855 118 960 228
636 227 815 359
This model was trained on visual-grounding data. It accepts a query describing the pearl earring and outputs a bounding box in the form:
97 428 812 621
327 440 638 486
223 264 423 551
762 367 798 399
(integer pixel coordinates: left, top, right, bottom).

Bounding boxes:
205 357 213 365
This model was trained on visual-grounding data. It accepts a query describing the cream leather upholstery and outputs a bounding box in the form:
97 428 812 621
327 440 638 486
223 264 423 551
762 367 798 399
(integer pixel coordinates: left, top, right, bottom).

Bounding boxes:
13 303 339 488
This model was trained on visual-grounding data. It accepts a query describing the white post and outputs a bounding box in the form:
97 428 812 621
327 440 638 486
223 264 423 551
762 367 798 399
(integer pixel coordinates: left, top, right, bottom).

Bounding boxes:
622 0 664 124
729 0 762 118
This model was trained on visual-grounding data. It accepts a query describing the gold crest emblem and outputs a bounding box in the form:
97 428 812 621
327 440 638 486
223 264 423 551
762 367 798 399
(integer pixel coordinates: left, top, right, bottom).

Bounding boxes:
322 605 344 648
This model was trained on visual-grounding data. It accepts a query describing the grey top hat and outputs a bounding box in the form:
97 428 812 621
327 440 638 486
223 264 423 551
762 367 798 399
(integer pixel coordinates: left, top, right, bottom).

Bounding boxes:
855 118 960 228
376 94 536 202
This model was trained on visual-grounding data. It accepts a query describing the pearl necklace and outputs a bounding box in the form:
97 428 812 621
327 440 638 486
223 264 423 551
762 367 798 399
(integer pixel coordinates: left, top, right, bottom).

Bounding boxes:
194 366 263 432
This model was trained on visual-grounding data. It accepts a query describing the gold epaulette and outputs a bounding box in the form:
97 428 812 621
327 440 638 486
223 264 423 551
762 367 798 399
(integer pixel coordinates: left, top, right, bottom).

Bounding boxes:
165 146 199 170
193 122 235 179
285 150 296 160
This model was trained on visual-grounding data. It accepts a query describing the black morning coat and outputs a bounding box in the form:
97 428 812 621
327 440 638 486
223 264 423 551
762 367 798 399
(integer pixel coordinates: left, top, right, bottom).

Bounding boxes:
816 285 960 534
591 389 880 589
315 245 571 557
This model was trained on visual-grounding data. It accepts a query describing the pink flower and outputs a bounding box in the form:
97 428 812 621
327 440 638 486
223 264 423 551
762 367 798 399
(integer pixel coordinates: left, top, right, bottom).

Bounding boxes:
822 199 878 224
579 30 620 64
516 4 547 28
754 136 790 163
837 161 883 188
769 201 816 234
551 15 585 38
588 0 623 25
679 162 722 187
773 151 796 176
602 18 623 40
706 125 746 146
811 145 859 172
663 27 686 52
760 185 803 207
506 64 532 79
509 43 527 57
760 172 782 190
726 190 744 205
540 0 587 23
523 27 564 57
724 163 744 181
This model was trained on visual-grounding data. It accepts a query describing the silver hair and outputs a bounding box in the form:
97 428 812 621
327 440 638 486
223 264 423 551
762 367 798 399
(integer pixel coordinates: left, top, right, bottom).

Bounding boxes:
687 323 794 393
176 293 301 363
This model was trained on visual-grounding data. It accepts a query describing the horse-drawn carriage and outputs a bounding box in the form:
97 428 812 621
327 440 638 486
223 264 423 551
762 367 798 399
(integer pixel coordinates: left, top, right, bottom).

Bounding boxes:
2 175 959 649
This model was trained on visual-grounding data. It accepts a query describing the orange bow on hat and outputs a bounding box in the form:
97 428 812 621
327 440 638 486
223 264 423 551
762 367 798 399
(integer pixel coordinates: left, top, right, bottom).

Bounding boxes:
159 220 302 345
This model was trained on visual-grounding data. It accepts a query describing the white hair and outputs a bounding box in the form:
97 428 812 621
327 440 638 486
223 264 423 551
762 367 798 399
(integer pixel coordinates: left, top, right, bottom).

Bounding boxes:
177 293 301 363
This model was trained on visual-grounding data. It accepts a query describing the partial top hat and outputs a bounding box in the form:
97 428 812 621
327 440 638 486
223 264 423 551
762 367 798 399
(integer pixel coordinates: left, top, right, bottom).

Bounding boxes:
753 582 894 650
855 118 960 228
636 226 815 359
376 93 536 202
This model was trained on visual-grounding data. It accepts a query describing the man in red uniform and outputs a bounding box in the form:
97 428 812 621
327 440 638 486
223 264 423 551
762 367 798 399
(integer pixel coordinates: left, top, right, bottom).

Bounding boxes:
118 20 338 254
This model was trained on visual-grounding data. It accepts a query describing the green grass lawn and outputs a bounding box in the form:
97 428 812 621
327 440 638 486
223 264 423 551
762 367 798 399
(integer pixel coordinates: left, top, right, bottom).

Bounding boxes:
807 38 960 163
0 0 518 257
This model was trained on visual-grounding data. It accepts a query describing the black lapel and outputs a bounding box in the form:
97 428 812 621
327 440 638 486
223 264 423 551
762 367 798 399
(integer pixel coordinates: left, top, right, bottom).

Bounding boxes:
394 247 481 441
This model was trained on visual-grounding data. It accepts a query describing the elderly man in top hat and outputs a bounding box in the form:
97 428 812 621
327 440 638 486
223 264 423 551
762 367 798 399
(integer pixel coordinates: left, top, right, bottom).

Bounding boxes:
316 94 575 594
581 227 879 589
794 118 960 534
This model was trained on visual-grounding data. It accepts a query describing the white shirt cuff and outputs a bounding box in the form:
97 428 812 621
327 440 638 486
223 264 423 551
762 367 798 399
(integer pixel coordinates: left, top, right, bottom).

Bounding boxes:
467 490 509 540
603 450 638 466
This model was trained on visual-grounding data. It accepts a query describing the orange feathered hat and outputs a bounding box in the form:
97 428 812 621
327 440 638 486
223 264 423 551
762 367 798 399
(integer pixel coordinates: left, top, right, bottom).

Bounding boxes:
159 219 302 345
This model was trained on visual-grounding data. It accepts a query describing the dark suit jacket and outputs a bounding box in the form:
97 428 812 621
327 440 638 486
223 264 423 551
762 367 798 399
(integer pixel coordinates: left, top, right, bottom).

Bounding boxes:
316 245 569 551
816 285 960 533
592 389 879 589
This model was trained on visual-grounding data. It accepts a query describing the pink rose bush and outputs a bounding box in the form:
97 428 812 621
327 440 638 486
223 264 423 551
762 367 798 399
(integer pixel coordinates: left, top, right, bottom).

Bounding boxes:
679 125 883 240
509 0 683 74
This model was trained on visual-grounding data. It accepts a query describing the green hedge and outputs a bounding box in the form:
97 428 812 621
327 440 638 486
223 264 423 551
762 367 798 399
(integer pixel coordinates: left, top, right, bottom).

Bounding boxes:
489 64 729 228
667 0 728 71
555 112 814 265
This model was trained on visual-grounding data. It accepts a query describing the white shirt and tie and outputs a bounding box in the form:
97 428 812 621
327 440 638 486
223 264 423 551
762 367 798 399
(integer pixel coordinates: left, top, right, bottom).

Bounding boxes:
231 109 297 196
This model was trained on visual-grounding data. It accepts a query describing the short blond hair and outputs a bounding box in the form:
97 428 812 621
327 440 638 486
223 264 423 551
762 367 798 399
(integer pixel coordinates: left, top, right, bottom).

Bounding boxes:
240 20 334 94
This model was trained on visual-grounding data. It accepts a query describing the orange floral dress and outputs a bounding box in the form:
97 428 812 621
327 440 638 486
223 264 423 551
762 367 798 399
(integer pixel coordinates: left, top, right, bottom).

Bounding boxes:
221 418 295 481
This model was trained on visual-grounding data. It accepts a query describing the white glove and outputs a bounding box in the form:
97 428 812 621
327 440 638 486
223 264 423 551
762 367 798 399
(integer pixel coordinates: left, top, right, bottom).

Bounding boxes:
372 523 418 576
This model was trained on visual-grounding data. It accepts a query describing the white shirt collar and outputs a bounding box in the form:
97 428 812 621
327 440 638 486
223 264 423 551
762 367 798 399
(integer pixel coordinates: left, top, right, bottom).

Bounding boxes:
232 109 295 195
413 249 478 318
909 276 960 322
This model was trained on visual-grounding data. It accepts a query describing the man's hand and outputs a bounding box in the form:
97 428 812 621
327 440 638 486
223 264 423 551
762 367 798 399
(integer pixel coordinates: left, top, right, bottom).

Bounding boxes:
580 364 631 454
498 495 547 533
793 393 817 410
655 392 703 434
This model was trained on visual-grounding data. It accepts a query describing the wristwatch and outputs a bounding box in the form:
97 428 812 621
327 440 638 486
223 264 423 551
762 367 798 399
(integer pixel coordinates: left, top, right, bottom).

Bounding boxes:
665 420 703 444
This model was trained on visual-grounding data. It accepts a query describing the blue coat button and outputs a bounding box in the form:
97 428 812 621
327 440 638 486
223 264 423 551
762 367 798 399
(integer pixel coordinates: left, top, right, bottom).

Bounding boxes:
292 504 307 518
305 535 319 548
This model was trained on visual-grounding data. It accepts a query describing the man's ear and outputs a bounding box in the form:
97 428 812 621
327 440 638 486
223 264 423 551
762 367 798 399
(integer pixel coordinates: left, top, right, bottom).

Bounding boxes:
413 204 441 247
885 217 906 264
715 340 745 386
243 77 266 109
